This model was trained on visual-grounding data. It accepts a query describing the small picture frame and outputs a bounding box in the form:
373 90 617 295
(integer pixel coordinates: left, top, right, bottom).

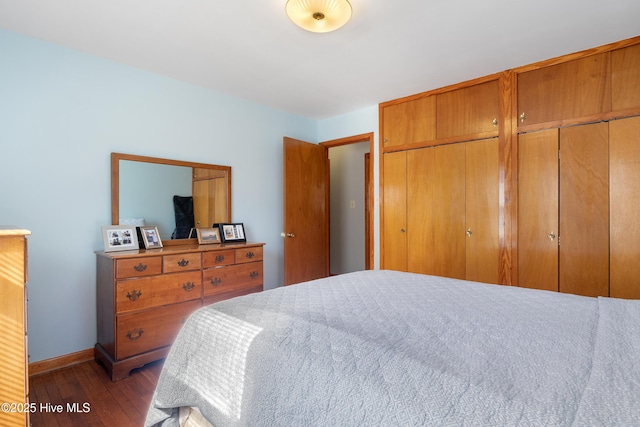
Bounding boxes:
196 227 221 245
102 225 139 252
140 226 163 249
218 223 246 243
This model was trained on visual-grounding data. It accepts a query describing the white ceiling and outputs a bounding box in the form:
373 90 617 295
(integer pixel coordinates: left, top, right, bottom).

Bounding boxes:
1 0 639 119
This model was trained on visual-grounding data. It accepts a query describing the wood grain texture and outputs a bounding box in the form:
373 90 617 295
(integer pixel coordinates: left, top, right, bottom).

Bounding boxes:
29 359 161 427
612 43 640 111
382 96 436 148
465 138 500 284
559 123 609 297
517 129 559 292
610 116 640 298
407 147 435 274
381 151 407 271
517 52 611 126
283 137 329 285
0 231 29 427
433 143 466 279
437 80 500 139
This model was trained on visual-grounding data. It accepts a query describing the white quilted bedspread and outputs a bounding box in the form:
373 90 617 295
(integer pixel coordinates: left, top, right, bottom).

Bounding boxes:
145 270 640 426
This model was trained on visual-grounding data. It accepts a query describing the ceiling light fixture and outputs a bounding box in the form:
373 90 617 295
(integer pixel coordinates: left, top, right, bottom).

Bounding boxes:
286 0 352 33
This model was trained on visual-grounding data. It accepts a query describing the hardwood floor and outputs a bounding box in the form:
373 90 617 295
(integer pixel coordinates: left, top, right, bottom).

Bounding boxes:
28 359 163 426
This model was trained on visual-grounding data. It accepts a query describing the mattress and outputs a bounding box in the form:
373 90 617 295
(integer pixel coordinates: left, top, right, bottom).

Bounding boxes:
145 270 640 426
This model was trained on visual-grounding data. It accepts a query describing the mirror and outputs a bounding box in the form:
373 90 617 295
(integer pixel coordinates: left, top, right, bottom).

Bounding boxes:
111 153 231 245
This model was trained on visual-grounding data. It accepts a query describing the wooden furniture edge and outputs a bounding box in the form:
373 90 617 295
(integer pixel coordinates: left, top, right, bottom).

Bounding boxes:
94 343 170 381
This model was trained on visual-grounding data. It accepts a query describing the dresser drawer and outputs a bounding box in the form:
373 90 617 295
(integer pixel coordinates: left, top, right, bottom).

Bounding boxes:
163 253 201 273
203 262 263 298
116 256 162 279
116 271 202 314
202 249 236 267
116 299 201 360
235 246 263 264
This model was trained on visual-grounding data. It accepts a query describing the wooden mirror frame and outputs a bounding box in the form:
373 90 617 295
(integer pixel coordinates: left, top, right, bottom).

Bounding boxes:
111 152 232 246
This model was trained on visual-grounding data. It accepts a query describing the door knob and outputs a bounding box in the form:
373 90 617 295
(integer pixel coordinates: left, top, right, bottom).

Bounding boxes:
281 232 296 238
549 231 556 241
466 228 473 237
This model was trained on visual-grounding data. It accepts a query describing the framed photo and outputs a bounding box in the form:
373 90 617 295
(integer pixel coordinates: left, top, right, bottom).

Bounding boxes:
196 227 221 245
140 226 163 249
218 223 246 243
102 225 139 252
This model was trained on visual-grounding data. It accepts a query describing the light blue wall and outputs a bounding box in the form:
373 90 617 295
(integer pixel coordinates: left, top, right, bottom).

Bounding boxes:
0 29 325 362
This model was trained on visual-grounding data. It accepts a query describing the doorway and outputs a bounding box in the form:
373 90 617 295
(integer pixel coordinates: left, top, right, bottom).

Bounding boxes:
321 133 374 275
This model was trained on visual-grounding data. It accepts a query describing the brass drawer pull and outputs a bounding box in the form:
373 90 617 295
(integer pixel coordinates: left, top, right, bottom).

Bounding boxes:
177 259 190 267
126 328 144 341
182 282 195 291
210 277 222 286
134 263 147 272
126 289 142 301
215 255 225 263
250 271 259 279
246 251 255 259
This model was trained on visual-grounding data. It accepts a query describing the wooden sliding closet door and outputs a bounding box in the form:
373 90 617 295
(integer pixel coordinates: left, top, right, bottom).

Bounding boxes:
465 138 499 284
518 129 559 291
559 123 609 297
518 124 609 296
433 143 466 279
610 116 640 298
382 151 407 271
407 147 435 274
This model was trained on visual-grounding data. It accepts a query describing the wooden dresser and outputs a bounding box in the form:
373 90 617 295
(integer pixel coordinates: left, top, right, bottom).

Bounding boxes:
0 227 30 427
95 242 264 381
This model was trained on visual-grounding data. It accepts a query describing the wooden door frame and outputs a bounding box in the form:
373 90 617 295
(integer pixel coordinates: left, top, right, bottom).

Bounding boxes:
320 132 375 270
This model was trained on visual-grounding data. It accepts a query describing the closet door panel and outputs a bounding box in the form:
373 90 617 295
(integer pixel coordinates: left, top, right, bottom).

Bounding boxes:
610 116 640 298
433 143 466 279
382 151 407 270
382 96 436 148
465 138 499 284
517 129 559 291
612 44 640 111
559 123 609 297
407 148 436 274
436 80 500 139
518 53 611 125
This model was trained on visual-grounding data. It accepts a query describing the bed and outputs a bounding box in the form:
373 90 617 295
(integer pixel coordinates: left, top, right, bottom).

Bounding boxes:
145 270 640 426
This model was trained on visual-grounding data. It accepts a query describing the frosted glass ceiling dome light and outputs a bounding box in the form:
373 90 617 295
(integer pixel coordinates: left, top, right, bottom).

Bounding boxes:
286 0 352 33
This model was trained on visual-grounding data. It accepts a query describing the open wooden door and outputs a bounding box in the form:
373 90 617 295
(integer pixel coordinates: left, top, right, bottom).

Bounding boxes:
283 137 329 285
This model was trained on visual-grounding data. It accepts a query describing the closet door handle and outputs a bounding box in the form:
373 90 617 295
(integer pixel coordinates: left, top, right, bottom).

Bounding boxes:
549 231 556 241
466 228 473 237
